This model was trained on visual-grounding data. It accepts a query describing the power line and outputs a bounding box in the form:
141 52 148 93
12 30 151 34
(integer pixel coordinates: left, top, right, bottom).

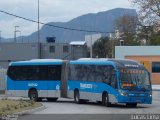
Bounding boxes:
0 9 115 34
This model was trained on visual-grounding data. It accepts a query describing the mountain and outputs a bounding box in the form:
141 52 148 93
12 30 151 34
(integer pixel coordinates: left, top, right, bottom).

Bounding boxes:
4 8 137 43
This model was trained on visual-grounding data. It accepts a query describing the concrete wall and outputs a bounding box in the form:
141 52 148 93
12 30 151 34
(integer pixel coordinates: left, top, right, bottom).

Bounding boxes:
0 43 87 68
41 43 71 59
0 43 39 60
115 46 160 59
0 43 39 68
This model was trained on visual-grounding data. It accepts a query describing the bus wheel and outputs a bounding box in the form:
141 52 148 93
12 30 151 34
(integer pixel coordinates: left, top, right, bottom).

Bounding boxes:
126 103 137 107
74 90 81 104
47 98 58 102
102 93 111 107
29 90 38 102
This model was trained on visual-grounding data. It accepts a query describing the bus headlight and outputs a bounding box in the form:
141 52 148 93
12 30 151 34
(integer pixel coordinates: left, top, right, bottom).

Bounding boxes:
119 90 127 96
149 94 152 97
121 93 126 96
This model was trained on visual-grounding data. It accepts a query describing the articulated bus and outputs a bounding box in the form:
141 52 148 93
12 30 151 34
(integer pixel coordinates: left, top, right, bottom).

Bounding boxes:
6 58 152 107
68 59 152 107
6 59 68 101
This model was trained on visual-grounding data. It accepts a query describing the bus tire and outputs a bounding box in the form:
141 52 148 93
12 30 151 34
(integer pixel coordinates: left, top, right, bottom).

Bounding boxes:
37 98 42 102
102 93 111 107
29 89 38 102
74 90 81 104
47 98 58 102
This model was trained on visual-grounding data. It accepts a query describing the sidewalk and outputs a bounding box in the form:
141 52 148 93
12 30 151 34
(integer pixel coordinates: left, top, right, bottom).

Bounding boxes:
152 85 160 90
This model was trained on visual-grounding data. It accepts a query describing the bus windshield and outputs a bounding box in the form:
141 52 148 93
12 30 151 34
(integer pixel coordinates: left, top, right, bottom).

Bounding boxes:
120 69 151 91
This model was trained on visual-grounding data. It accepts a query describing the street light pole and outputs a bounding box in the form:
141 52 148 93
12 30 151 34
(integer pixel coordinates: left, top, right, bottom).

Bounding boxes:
38 0 40 43
38 0 41 59
14 26 19 43
16 30 21 43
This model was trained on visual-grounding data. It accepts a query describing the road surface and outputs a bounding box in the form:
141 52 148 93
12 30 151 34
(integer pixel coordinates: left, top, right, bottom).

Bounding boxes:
18 98 160 120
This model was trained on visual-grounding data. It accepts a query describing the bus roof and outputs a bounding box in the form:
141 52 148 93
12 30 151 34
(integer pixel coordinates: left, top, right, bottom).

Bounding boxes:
9 59 64 66
70 58 144 69
109 59 144 69
70 59 116 67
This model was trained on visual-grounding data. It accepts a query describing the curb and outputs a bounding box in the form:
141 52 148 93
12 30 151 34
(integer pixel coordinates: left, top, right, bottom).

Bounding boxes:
153 89 160 91
15 104 46 116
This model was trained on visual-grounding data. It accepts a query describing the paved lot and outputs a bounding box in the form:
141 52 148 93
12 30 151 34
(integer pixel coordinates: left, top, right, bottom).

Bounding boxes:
34 98 160 114
18 98 160 120
1 95 160 120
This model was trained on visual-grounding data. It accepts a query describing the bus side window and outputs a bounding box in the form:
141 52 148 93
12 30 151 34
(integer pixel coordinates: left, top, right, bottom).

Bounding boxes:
48 66 61 80
110 73 117 89
110 67 117 89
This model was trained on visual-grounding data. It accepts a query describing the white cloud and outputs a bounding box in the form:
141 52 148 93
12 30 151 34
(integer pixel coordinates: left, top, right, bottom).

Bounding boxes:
0 0 133 38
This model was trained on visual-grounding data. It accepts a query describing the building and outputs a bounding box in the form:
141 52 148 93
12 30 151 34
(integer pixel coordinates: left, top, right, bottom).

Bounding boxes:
0 42 87 68
70 41 87 60
115 46 160 85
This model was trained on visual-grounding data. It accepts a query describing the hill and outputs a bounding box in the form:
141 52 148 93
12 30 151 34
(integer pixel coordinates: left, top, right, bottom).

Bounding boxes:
4 8 137 43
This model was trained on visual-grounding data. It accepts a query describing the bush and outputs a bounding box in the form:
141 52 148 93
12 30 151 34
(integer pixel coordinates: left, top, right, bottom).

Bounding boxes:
14 105 18 110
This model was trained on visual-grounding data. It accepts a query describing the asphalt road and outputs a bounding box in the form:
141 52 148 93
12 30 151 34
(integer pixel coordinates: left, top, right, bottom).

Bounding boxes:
35 98 160 114
18 98 160 120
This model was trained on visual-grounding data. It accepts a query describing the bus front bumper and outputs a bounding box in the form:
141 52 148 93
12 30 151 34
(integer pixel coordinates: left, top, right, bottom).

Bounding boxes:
117 95 152 104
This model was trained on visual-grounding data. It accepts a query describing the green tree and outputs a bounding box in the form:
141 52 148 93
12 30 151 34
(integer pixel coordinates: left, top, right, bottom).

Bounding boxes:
92 37 112 58
150 31 160 45
115 14 141 46
131 0 160 45
131 0 160 26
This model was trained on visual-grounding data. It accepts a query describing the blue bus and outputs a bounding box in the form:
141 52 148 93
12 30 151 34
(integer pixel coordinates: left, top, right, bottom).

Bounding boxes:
6 58 152 107
67 59 152 107
6 59 66 101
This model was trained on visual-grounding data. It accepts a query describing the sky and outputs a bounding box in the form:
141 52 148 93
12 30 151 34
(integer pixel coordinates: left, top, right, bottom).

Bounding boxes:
0 0 134 38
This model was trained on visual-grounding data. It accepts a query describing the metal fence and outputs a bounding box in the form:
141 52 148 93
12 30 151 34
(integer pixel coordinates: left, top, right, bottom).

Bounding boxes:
0 68 6 93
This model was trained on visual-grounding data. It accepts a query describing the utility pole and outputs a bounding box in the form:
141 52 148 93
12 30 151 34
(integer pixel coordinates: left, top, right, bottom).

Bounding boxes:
14 26 19 43
0 31 1 43
38 0 41 59
38 0 40 43
90 35 93 58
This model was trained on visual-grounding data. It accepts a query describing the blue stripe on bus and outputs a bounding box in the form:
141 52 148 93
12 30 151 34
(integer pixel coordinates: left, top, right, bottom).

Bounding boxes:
68 80 118 94
7 77 60 90
68 80 152 104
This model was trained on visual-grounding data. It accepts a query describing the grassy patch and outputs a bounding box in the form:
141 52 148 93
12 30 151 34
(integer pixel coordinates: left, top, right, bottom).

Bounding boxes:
0 98 42 115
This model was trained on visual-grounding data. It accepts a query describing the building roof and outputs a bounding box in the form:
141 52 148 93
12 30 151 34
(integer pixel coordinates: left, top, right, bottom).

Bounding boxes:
70 41 86 45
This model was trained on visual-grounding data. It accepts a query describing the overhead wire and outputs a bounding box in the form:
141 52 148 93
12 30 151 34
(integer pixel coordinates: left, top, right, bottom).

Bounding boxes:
0 9 115 34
